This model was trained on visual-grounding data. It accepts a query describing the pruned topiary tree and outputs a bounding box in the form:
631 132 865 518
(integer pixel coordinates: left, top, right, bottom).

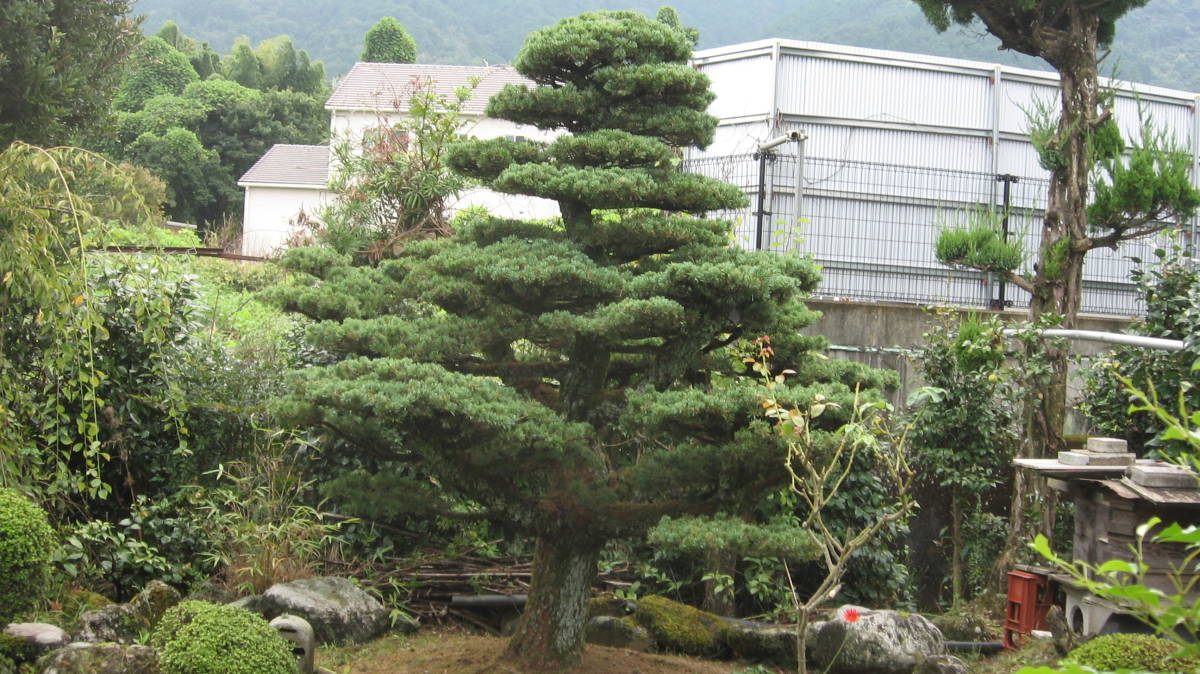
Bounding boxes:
269 10 892 669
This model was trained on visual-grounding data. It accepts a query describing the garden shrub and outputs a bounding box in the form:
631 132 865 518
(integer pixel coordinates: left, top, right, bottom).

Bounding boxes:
1063 632 1200 671
150 600 297 674
1079 245 1200 456
0 489 55 624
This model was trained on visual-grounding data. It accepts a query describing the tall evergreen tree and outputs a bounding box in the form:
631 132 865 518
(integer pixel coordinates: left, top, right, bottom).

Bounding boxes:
917 0 1197 452
0 0 140 147
360 16 417 63
113 37 199 112
915 0 1200 552
270 10 885 668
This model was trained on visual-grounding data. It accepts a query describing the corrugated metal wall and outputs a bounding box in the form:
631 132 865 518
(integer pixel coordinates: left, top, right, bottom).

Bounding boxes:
688 40 1200 317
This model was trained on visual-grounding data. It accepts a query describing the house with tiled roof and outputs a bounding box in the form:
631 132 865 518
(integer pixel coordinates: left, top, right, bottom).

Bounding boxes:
239 63 561 257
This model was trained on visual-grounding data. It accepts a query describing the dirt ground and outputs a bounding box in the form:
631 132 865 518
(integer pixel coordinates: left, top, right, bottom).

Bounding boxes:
317 629 776 673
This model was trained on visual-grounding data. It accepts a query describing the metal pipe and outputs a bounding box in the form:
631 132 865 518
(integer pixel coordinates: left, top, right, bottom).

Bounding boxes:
1002 328 1185 352
450 594 528 608
786 132 807 252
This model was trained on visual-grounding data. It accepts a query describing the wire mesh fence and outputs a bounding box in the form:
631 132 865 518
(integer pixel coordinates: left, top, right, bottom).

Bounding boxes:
684 152 1188 317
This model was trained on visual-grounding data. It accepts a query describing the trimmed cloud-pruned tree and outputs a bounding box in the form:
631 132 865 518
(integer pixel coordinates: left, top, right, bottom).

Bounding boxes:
269 10 891 669
361 16 417 64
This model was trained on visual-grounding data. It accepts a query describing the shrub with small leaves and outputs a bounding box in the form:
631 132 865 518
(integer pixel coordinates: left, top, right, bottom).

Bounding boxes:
1063 632 1200 671
0 489 55 624
150 600 298 674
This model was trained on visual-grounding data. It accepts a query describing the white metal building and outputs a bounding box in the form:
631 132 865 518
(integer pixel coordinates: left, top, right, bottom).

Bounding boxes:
688 39 1200 315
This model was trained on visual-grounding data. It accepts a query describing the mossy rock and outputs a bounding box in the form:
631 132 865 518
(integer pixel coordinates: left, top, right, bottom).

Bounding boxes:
633 595 728 657
725 623 797 667
0 633 38 664
1063 632 1200 671
130 581 182 627
0 489 55 625
150 600 297 674
928 611 989 641
76 604 150 644
61 589 114 618
588 593 630 618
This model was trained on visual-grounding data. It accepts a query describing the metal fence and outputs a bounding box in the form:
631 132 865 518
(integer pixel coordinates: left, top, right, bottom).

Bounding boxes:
685 152 1187 317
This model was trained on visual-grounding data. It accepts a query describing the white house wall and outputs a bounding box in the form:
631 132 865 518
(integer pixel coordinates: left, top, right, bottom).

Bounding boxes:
242 186 331 257
326 109 562 221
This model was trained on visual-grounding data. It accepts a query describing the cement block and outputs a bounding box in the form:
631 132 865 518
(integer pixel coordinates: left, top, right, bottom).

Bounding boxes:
1129 464 1200 489
1087 437 1129 453
1059 451 1090 465
1058 451 1134 466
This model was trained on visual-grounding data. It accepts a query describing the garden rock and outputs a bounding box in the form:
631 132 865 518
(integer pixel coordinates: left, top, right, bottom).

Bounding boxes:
4 623 68 657
35 642 159 674
74 604 146 644
250 577 387 645
914 654 969 674
808 608 945 674
128 581 181 626
632 595 727 656
725 623 798 667
585 616 654 652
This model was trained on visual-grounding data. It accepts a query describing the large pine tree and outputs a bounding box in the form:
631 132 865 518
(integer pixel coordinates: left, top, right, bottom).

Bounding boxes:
271 10 889 669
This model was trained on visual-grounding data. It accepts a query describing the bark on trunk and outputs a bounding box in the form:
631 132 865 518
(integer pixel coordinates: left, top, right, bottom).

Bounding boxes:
505 537 600 671
702 547 736 616
1003 4 1101 561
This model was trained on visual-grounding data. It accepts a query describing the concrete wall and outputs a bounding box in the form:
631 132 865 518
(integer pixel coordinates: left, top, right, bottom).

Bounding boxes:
802 298 1133 432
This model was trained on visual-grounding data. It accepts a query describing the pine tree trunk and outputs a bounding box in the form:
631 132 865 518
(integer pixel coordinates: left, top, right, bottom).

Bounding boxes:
505 537 600 671
1004 4 1100 567
702 547 736 616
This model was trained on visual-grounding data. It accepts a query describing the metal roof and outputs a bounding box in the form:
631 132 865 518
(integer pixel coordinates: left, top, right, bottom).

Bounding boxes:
692 38 1197 101
238 144 329 187
325 63 532 115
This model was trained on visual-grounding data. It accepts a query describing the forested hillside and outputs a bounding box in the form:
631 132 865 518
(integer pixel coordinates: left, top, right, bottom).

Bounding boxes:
134 0 1199 91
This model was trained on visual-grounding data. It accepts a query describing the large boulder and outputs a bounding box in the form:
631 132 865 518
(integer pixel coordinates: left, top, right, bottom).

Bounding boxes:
632 595 727 657
74 581 182 645
585 616 654 652
725 623 798 667
808 608 946 674
247 577 387 645
129 581 182 627
4 623 68 659
74 604 146 644
35 642 159 674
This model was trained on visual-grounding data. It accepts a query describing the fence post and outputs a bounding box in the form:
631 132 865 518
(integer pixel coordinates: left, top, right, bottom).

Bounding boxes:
993 174 1020 310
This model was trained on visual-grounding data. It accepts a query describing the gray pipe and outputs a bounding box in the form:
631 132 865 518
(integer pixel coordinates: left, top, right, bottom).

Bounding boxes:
1002 328 1185 352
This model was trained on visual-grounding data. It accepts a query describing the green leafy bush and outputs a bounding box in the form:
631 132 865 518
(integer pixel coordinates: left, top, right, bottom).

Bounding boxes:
1080 245 1200 456
1063 632 1200 671
0 489 56 624
150 600 297 674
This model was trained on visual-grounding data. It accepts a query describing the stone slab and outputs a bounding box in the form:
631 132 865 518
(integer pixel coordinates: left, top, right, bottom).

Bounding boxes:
1058 451 1134 466
1087 437 1129 453
1129 464 1200 489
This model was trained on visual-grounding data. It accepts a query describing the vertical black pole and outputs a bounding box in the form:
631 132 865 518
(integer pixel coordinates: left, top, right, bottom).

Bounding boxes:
994 173 1019 309
754 151 769 250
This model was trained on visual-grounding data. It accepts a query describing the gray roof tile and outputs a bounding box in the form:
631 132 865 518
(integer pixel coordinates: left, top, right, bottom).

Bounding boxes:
325 63 532 115
238 144 329 186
